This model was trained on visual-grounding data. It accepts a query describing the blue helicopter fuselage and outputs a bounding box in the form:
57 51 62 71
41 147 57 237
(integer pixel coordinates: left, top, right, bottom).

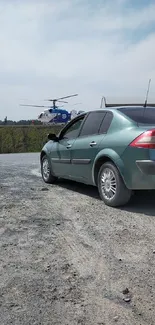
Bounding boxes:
38 106 84 124
48 107 71 124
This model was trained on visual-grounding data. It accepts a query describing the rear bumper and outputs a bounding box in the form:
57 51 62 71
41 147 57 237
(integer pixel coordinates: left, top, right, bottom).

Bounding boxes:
120 147 155 190
136 160 155 175
121 159 155 190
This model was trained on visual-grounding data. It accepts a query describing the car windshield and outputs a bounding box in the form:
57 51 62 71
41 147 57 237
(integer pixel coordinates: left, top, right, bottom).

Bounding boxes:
118 106 155 125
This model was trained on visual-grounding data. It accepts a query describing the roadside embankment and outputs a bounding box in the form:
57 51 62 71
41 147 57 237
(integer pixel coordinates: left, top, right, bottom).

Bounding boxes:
0 125 62 153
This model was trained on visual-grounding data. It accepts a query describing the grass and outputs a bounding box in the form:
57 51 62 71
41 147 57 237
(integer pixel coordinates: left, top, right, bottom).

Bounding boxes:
0 125 62 154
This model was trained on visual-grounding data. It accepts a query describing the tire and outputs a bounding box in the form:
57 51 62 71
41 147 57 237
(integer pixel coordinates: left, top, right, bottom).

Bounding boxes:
41 155 57 184
98 162 131 207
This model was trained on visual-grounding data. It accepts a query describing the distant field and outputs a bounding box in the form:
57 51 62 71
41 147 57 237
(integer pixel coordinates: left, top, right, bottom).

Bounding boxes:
0 125 62 153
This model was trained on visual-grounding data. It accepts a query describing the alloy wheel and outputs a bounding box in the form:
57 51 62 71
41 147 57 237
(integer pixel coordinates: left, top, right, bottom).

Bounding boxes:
42 158 50 181
101 167 117 201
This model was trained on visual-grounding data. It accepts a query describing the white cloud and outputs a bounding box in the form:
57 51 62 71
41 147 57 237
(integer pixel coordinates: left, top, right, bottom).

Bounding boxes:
0 0 155 120
91 3 155 31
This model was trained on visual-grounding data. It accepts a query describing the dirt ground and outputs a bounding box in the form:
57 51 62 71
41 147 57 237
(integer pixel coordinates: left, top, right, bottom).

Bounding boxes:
0 153 155 325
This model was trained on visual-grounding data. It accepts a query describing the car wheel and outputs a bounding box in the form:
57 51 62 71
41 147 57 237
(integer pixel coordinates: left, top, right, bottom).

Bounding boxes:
98 162 131 207
41 155 57 184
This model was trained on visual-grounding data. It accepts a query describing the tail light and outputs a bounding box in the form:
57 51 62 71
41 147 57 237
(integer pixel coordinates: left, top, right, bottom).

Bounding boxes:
130 130 155 149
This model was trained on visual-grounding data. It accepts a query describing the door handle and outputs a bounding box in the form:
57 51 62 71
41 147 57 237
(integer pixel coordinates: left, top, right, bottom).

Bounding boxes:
89 141 97 147
66 144 72 149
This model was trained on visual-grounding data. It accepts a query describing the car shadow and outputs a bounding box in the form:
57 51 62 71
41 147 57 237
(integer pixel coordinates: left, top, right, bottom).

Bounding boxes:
120 191 155 217
56 179 100 200
56 179 155 216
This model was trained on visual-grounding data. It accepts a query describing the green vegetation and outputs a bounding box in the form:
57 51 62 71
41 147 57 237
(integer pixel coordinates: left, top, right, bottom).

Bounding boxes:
0 125 62 154
0 118 42 126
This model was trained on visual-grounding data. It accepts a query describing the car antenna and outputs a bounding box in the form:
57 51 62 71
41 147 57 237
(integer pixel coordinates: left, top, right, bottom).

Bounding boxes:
144 78 151 107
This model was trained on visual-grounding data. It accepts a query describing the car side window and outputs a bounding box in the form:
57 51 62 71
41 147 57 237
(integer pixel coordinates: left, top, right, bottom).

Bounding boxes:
62 116 84 140
79 112 106 137
99 112 113 133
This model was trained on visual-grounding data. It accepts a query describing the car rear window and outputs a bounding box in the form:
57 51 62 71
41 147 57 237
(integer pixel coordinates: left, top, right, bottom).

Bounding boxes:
118 106 155 124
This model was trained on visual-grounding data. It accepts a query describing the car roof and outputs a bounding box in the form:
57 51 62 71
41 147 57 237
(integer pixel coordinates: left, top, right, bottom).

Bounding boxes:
115 105 154 110
75 106 155 118
90 105 155 112
106 105 151 110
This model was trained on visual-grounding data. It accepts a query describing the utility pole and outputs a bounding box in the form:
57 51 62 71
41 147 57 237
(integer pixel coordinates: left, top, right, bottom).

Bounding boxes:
4 116 7 125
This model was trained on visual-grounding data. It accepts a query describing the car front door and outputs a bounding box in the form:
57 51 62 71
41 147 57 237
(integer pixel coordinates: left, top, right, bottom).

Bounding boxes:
70 111 113 183
50 115 85 177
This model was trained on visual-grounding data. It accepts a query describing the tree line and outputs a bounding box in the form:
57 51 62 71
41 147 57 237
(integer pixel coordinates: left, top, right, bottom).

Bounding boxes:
0 117 42 125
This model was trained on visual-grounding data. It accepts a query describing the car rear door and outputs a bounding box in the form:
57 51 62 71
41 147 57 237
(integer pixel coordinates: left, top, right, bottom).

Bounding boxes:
70 111 112 182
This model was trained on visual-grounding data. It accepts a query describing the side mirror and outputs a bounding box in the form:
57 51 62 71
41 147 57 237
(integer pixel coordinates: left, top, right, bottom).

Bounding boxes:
48 133 59 141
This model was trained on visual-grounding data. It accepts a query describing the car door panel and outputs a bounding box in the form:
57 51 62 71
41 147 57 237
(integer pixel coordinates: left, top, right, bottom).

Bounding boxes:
68 111 113 183
49 115 85 177
51 138 76 177
70 135 105 182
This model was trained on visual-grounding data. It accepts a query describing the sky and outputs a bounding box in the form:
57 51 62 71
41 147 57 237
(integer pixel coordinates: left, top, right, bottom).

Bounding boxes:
0 0 155 120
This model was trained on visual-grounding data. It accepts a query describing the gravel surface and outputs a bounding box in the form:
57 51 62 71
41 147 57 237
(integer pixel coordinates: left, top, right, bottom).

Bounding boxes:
0 153 155 325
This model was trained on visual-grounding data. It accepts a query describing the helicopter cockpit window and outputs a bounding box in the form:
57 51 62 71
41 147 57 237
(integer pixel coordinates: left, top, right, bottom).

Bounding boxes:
62 116 84 140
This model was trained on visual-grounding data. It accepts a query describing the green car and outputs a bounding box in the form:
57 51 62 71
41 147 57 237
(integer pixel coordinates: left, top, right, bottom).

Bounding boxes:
40 106 155 207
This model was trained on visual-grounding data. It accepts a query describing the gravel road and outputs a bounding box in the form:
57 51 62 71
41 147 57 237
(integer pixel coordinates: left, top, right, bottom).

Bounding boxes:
0 153 155 325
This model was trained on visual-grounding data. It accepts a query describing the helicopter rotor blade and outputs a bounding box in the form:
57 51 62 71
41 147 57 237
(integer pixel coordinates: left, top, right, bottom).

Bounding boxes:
20 104 52 108
45 94 78 101
67 102 82 106
57 100 68 104
57 94 78 100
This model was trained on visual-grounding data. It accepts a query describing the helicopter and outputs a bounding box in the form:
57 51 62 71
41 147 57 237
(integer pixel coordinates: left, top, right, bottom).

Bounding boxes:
20 94 84 125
